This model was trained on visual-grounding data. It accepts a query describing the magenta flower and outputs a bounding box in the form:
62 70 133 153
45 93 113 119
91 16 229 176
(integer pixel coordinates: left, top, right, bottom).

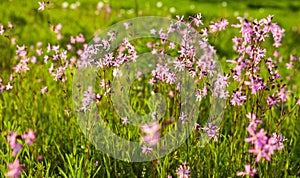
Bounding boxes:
236 165 257 177
273 51 280 58
244 113 286 163
297 99 300 106
194 123 201 131
270 23 285 47
179 112 188 123
22 129 36 145
8 21 13 29
12 143 22 157
196 83 208 102
0 24 4 35
276 85 290 102
6 82 13 90
140 122 160 147
192 13 203 27
209 19 229 32
150 28 157 35
152 64 176 84
121 117 129 124
267 95 278 107
202 123 220 141
269 133 287 150
176 161 190 178
141 145 153 154
141 132 160 146
70 36 76 44
286 61 293 70
246 113 263 133
76 33 85 43
93 161 99 167
38 155 43 162
80 86 95 112
7 132 16 145
16 45 27 57
244 75 265 95
168 90 174 98
230 89 247 106
246 128 269 162
41 86 48 94
38 1 46 11
211 74 229 99
0 85 4 92
7 132 21 156
148 78 156 85
5 159 22 178
123 22 132 30
201 28 208 37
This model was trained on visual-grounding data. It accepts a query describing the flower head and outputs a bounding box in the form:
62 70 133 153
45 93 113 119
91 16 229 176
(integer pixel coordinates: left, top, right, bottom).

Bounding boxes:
230 89 247 106
192 13 203 27
22 129 36 145
7 132 22 156
0 24 5 35
140 122 160 146
202 123 220 141
179 112 188 123
41 86 48 94
141 145 153 154
93 161 99 167
237 164 257 177
5 159 22 178
38 1 46 11
121 117 129 124
176 161 190 178
209 19 229 32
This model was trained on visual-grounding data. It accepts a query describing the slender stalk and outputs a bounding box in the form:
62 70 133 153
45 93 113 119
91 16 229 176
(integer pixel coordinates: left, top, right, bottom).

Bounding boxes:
134 0 139 17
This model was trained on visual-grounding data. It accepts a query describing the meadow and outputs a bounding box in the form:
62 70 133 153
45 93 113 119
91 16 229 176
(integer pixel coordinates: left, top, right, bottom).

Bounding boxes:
1 0 300 177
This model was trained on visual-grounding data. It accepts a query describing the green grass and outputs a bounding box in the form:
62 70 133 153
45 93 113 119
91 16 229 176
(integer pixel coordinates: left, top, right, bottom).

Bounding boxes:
1 0 300 177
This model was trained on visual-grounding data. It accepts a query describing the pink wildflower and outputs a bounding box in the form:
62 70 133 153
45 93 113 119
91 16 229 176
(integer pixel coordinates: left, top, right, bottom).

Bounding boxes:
237 165 257 177
5 159 22 178
22 129 36 145
176 161 190 178
38 1 46 11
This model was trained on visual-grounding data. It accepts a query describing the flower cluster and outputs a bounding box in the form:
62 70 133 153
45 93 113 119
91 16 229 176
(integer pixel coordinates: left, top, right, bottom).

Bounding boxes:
80 86 95 112
146 15 229 102
140 121 160 154
0 4 297 176
209 19 229 32
14 45 30 73
6 129 36 178
38 1 47 11
51 23 64 40
237 113 287 176
230 87 247 106
237 164 257 177
5 159 22 178
176 161 190 178
228 15 286 106
201 123 220 141
194 122 220 142
151 64 177 85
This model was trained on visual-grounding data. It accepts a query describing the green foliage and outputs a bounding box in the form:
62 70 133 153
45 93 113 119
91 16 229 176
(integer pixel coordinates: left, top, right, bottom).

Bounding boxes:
1 0 300 177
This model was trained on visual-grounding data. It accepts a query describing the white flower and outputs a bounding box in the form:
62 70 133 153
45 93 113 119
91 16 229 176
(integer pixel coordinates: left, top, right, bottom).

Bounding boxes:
179 112 188 123
113 68 122 77
62 2 69 9
38 1 46 11
121 117 129 124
